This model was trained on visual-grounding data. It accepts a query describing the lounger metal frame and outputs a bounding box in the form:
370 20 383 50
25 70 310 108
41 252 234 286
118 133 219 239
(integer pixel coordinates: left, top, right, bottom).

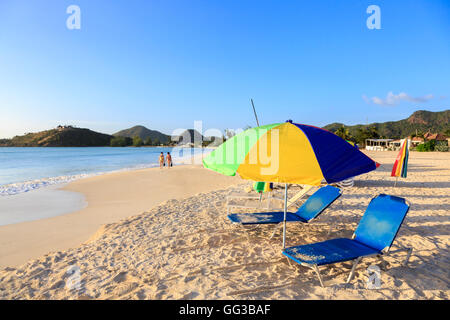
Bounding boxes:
226 192 275 215
230 186 340 243
226 185 314 216
292 243 413 288
286 199 413 288
268 193 345 240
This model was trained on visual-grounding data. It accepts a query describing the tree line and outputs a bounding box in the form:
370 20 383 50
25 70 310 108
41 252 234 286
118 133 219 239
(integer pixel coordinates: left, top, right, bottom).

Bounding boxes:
334 125 449 151
110 136 170 147
333 125 381 145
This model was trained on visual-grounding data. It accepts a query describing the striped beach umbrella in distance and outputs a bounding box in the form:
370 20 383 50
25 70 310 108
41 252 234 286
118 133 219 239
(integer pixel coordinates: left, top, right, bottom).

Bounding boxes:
391 138 410 187
203 120 379 248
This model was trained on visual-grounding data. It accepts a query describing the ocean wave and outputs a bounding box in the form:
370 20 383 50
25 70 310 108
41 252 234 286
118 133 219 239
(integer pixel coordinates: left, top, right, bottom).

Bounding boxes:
0 174 96 196
0 163 159 196
0 150 209 196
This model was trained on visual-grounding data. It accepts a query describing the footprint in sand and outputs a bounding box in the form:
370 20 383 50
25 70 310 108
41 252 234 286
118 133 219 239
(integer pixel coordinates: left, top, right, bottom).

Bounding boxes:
181 291 199 299
113 282 139 297
112 271 128 283
394 279 403 287
184 275 196 283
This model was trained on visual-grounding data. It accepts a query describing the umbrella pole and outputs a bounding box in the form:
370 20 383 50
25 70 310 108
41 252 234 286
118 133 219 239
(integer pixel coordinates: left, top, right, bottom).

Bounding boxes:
282 183 288 249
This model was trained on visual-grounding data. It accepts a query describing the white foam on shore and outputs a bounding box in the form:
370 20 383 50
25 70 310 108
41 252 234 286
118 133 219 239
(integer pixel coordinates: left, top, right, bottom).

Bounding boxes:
0 174 95 196
0 164 156 197
0 149 213 226
0 149 211 197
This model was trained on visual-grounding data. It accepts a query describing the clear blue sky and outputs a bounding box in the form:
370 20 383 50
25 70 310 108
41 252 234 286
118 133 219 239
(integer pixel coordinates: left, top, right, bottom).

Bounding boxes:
0 0 449 138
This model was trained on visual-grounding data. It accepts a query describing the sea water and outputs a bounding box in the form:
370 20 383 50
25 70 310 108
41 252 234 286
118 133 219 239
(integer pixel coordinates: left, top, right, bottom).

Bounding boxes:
0 147 211 225
0 147 210 196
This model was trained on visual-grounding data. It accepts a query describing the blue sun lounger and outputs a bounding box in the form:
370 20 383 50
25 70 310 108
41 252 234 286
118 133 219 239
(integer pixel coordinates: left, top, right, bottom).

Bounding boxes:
283 194 412 287
227 185 341 229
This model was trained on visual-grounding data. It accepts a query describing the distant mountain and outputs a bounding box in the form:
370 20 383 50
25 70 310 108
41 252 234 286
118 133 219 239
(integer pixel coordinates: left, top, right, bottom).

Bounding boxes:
113 125 170 144
323 110 450 139
171 129 205 146
0 126 113 147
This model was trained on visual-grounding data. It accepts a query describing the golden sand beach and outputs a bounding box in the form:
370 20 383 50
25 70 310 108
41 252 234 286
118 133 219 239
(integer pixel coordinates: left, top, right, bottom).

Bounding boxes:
0 151 448 299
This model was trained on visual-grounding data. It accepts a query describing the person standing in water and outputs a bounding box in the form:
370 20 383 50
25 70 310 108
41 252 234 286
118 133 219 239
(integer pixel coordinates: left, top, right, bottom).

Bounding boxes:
166 152 172 168
159 152 165 169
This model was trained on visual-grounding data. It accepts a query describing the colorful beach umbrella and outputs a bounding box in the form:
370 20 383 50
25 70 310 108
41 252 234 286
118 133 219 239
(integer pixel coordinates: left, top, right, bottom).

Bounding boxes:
391 138 410 181
203 121 379 186
203 120 379 247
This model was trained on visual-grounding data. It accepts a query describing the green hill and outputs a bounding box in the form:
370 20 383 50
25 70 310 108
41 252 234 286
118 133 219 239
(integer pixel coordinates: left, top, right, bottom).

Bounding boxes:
323 109 450 139
0 126 113 147
113 125 170 144
171 129 205 147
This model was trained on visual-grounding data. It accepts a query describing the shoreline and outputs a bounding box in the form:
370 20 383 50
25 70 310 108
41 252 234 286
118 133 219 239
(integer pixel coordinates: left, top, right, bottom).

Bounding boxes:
0 161 239 268
0 147 212 196
0 149 212 227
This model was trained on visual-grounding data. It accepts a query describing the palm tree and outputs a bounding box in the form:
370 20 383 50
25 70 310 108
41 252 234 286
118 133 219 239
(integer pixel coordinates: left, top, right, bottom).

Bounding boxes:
335 126 351 140
368 126 380 139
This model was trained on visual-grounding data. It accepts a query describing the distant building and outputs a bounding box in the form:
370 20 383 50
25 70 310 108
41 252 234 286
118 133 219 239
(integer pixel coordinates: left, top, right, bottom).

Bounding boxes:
365 139 393 151
56 125 74 131
424 132 447 141
409 136 424 147
388 139 402 151
410 133 449 151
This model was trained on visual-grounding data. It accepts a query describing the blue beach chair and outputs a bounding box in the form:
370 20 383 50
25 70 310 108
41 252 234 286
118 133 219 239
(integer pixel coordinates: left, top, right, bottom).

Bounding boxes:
227 185 342 237
283 194 413 287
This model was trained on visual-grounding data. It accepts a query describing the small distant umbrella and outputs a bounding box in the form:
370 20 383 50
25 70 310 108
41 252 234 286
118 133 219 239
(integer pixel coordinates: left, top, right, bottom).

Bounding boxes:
391 138 410 187
203 120 379 248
